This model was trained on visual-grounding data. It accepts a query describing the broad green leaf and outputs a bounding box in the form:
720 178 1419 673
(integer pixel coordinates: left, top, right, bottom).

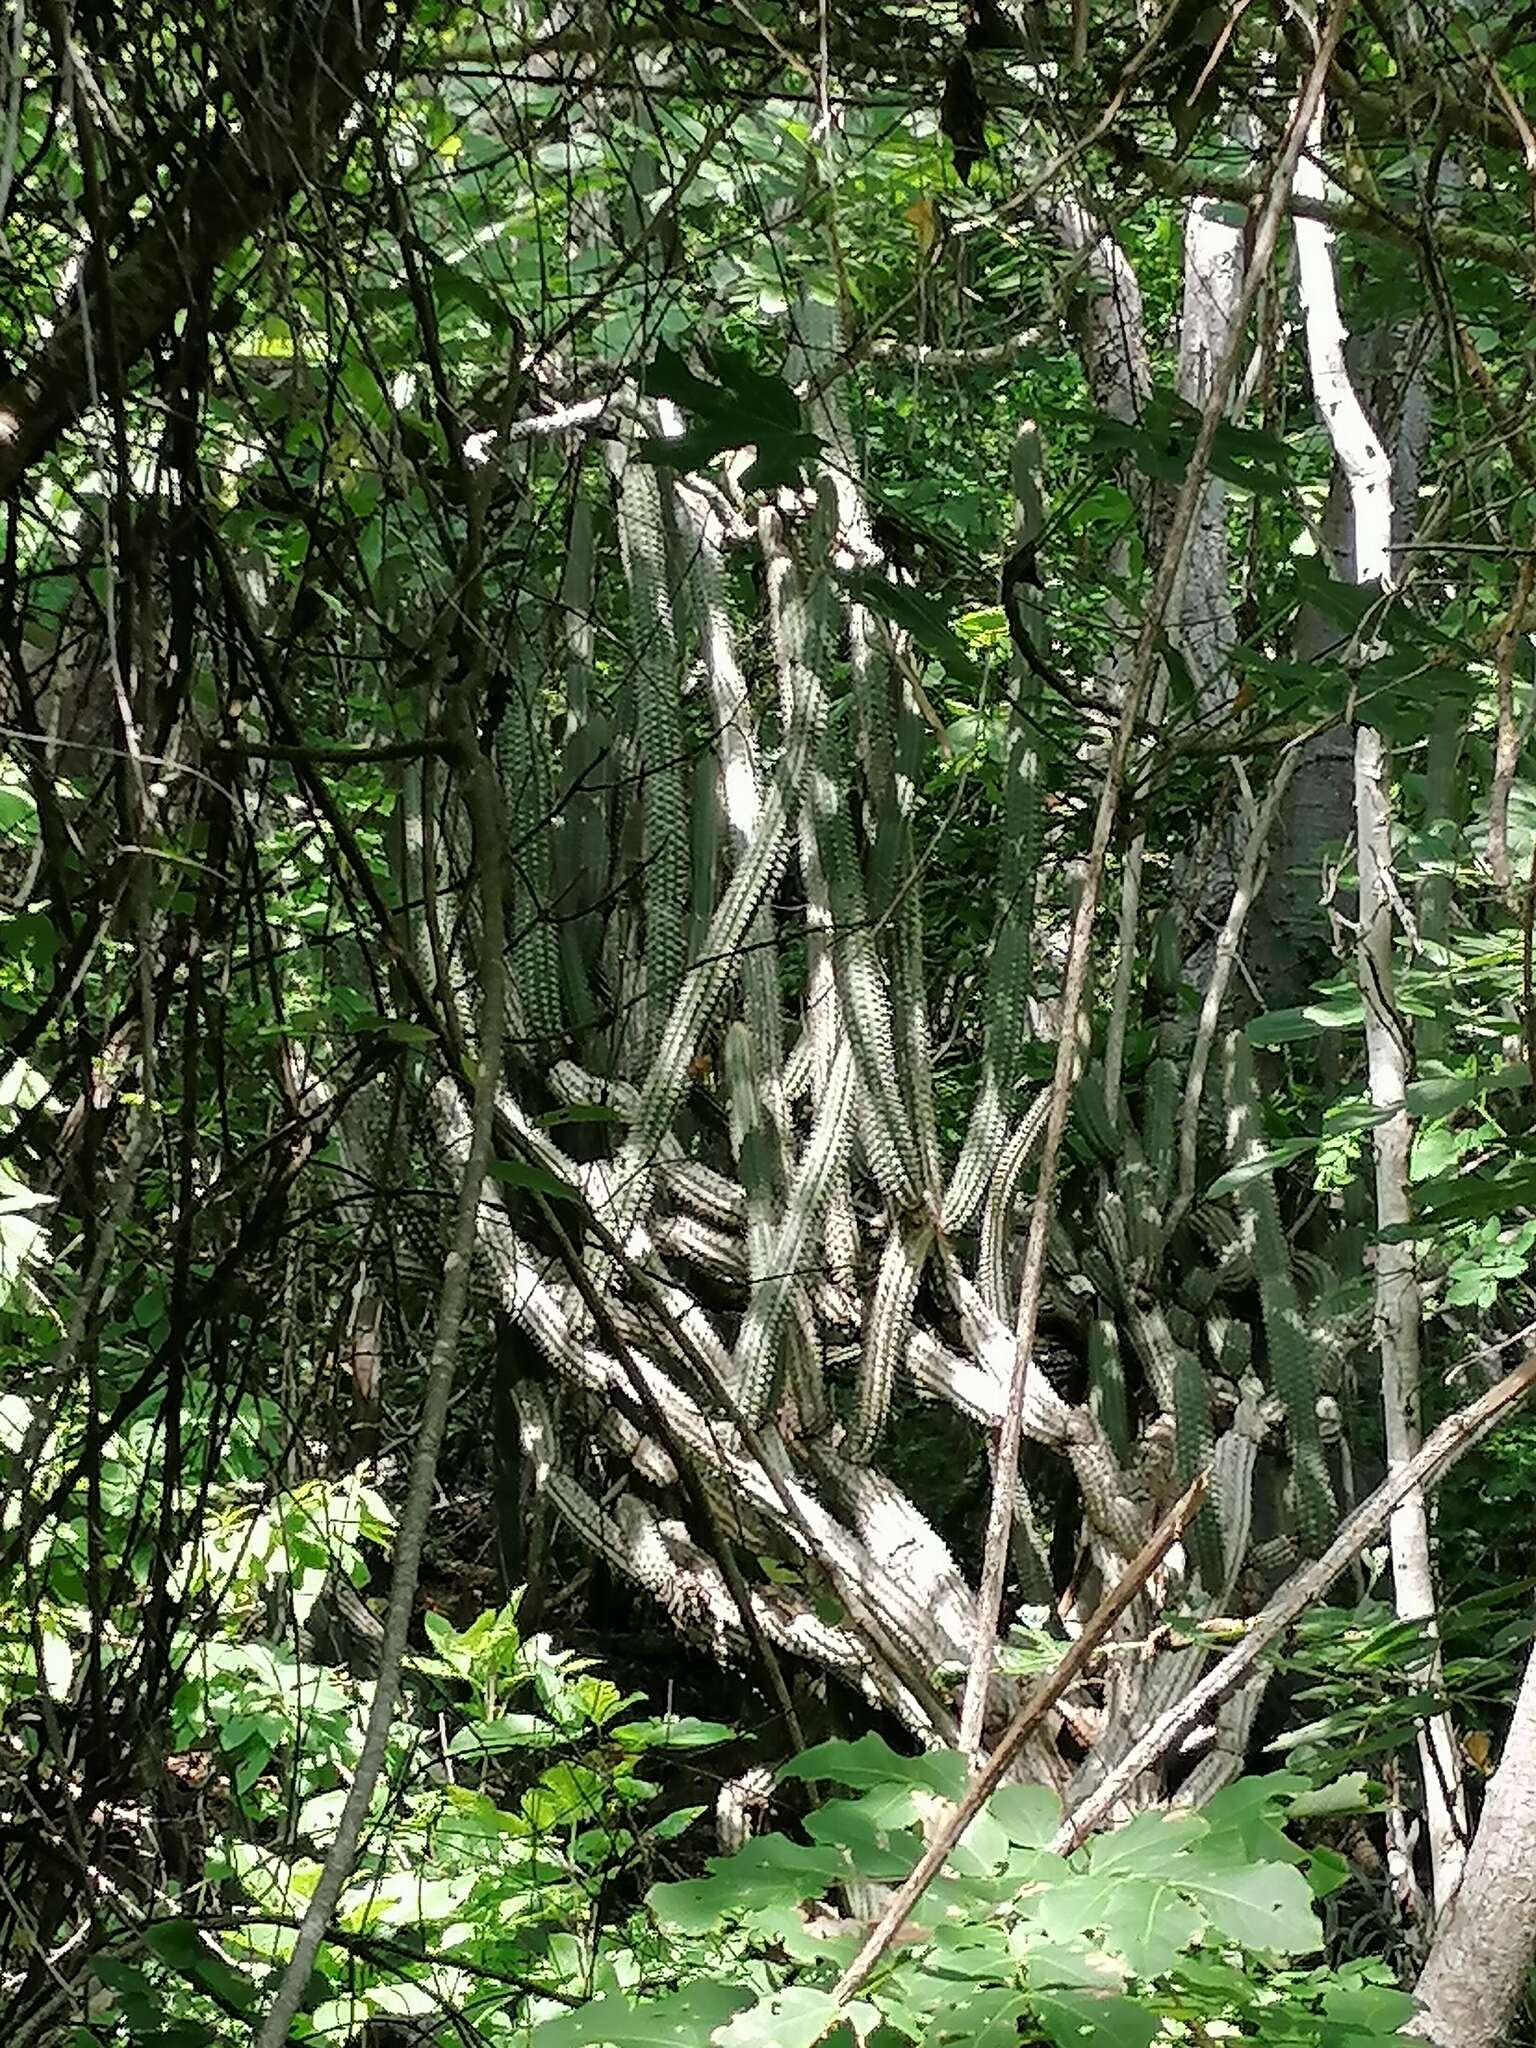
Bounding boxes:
918 1985 1029 2047
1179 1858 1321 1955
531 1984 753 2048
486 1156 582 1203
987 1782 1061 1848
1083 1810 1208 1875
639 343 821 488
804 1797 925 1881
1031 1989 1159 2048
611 1715 734 1750
1247 994 1366 1045
142 1920 257 2015
839 572 984 691
648 1836 846 1931
714 1986 879 2048
1099 1881 1203 1979
447 1713 555 1756
779 1734 967 1797
1205 1137 1320 1197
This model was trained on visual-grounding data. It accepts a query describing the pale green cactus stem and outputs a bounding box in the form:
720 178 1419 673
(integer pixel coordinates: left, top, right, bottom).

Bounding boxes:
734 1040 857 1429
795 290 937 1199
616 450 692 1058
809 740 926 1214
946 428 1045 1229
688 749 721 966
601 498 834 1249
1008 1476 1057 1609
813 1451 979 1676
1222 1031 1336 1553
553 491 608 1034
1209 1376 1266 1603
1175 1674 1271 1807
725 1022 779 1277
670 473 788 1153
1087 1307 1132 1466
496 649 564 1045
1073 1061 1123 1164
402 759 525 1055
978 1091 1050 1317
1191 1201 1253 1291
887 700 942 1194
848 1219 934 1464
1180 1265 1219 1311
1139 1056 1181 1213
1097 1187 1180 1411
785 1283 833 1438
1118 1128 1167 1276
759 496 861 1290
1171 1343 1224 1591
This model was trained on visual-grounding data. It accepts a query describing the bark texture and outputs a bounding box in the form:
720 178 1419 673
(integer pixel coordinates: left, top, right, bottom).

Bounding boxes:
1411 1638 1536 2048
1292 104 1467 1916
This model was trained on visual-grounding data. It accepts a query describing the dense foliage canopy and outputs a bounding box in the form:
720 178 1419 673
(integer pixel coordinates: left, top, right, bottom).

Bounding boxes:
6 2 1536 2044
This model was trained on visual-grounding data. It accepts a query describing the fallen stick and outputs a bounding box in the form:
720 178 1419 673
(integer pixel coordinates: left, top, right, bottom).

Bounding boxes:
831 1472 1208 2004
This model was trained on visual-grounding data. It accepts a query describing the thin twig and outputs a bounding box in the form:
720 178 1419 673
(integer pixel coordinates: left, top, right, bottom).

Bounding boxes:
830 1473 1209 2005
956 16 1350 1762
1053 1352 1536 1854
255 720 507 2048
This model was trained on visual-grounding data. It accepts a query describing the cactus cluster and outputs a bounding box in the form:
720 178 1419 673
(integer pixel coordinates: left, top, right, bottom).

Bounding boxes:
337 349 1360 1804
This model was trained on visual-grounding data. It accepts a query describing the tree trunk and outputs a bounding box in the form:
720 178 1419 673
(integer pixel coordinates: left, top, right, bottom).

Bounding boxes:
0 0 397 491
1291 100 1467 1919
1411 1637 1536 2048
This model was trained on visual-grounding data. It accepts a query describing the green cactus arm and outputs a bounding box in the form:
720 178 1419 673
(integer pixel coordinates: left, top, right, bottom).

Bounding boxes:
848 1220 934 1464
1087 1308 1132 1466
601 505 832 1244
809 751 926 1211
1222 1031 1336 1553
1171 1344 1225 1590
496 647 565 1045
734 1040 857 1429
616 453 692 1056
978 1090 1051 1317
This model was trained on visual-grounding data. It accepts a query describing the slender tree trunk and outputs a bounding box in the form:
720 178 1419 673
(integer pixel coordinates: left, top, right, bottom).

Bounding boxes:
1411 1636 1536 2048
1292 101 1468 1920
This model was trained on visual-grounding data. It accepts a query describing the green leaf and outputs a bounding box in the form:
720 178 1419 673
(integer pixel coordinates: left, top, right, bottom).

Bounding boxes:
1099 1880 1203 1978
839 571 984 691
539 1101 620 1126
639 344 821 489
486 1156 582 1204
987 1783 1061 1848
1031 1990 1159 2048
141 1920 258 2015
778 1733 967 1797
611 1715 735 1750
531 1984 754 2048
1205 1137 1320 1197
649 1836 846 1931
714 1986 879 2048
1247 994 1366 1045
1179 1858 1321 1955
1083 1811 1209 1874
918 1985 1030 2047
447 1713 556 1756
